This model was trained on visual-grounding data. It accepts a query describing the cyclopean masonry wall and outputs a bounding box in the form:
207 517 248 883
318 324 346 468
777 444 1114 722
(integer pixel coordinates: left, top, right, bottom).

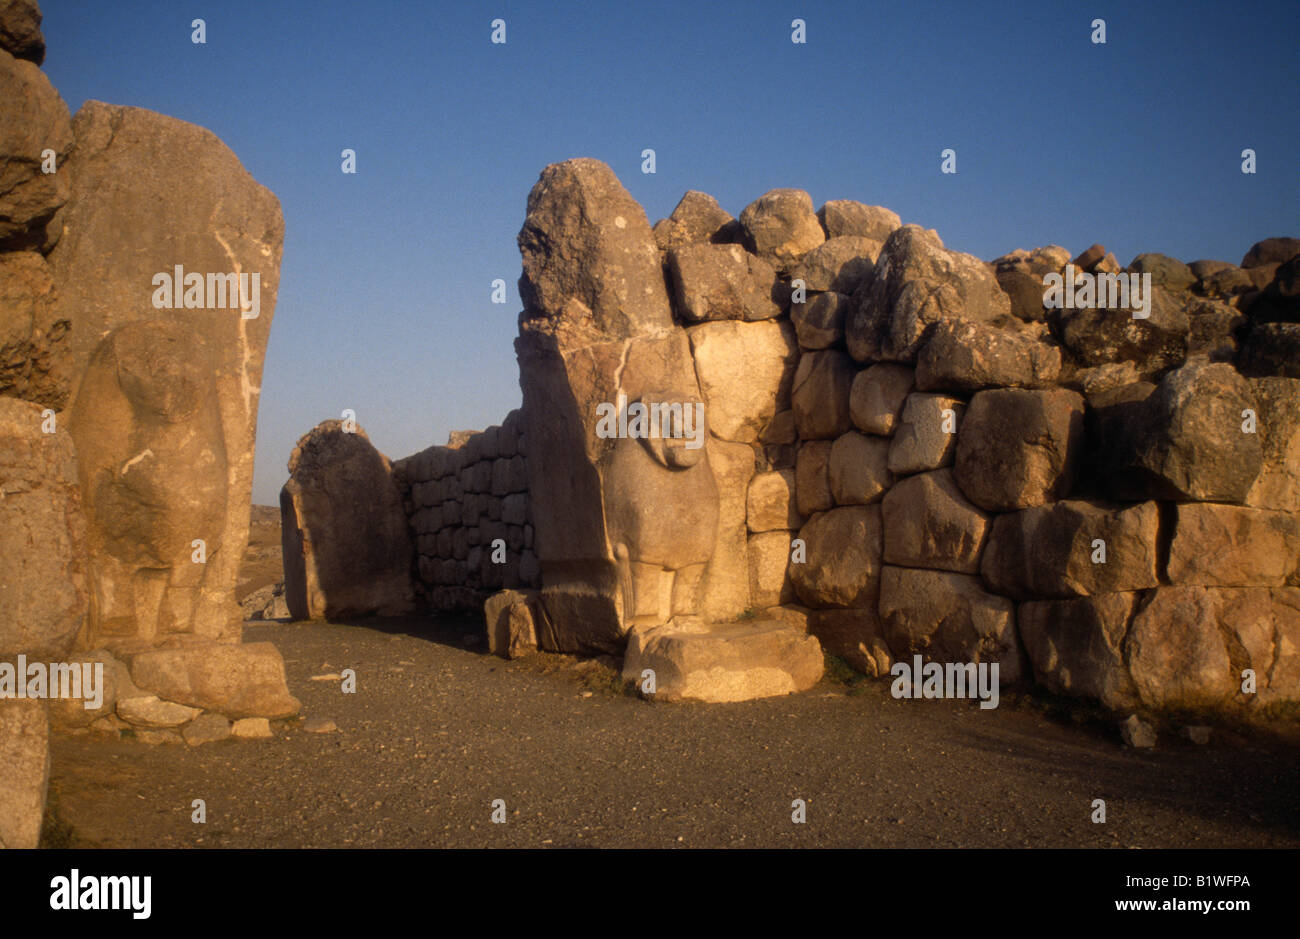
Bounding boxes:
390 411 540 617
0 3 297 847
489 157 1300 713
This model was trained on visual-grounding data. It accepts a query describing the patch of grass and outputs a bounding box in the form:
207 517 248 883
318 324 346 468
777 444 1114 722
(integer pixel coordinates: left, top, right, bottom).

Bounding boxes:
736 607 759 622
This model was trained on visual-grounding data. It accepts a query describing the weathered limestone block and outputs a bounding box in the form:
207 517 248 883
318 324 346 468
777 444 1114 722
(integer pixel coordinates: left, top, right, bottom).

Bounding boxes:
667 242 780 322
792 349 854 440
0 1 44 64
808 607 892 677
0 397 87 659
887 393 963 475
790 290 848 349
747 468 803 532
981 500 1160 600
817 200 900 241
882 469 990 574
748 531 795 608
954 387 1084 512
789 505 883 609
652 190 737 251
1246 377 1300 511
688 319 797 443
281 421 414 621
828 431 892 505
738 188 825 273
1018 593 1141 711
52 102 283 646
0 44 70 249
795 439 833 515
915 318 1060 392
622 618 823 703
849 363 914 435
878 566 1021 683
484 589 542 659
1052 285 1189 379
0 699 48 848
1091 361 1262 503
847 225 1011 363
122 640 299 719
789 237 877 294
695 438 752 622
1167 503 1300 587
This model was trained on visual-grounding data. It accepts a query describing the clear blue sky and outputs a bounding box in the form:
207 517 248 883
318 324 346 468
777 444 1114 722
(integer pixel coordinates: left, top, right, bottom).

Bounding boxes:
40 0 1298 505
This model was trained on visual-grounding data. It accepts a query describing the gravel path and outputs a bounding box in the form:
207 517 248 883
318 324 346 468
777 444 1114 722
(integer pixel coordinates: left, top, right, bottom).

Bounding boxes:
46 616 1300 848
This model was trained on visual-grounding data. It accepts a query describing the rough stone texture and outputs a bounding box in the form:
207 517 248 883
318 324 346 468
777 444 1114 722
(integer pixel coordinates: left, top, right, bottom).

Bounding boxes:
0 1 43 64
849 363 914 435
116 694 202 729
46 649 122 730
878 566 1021 683
281 421 414 621
808 607 892 677
1239 322 1300 378
882 469 990 574
828 431 892 506
1167 503 1300 587
1242 237 1300 268
789 237 877 294
622 618 823 703
688 319 796 443
1120 714 1157 748
0 397 87 660
1052 284 1189 379
748 531 794 608
182 712 231 746
1246 377 1300 511
791 349 854 440
817 200 900 242
1125 586 1292 711
0 698 47 848
747 468 802 532
0 251 70 408
484 589 541 659
1128 253 1195 293
887 393 962 475
652 190 736 251
738 189 825 272
794 439 833 516
53 102 284 647
790 290 848 350
517 158 672 337
697 438 754 623
981 500 1160 600
1019 593 1141 711
789 505 883 609
667 243 780 322
1092 360 1263 503
124 640 299 720
0 45 70 250
847 225 1011 363
954 388 1084 512
915 318 1060 392
231 717 272 739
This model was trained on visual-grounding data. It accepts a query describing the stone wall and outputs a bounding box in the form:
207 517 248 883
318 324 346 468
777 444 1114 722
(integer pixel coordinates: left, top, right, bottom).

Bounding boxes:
392 410 539 613
503 157 1300 712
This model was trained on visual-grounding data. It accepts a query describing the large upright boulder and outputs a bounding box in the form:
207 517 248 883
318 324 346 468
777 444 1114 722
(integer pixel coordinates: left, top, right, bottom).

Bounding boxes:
50 102 283 646
515 160 719 652
847 225 1010 363
0 1 44 65
281 421 414 621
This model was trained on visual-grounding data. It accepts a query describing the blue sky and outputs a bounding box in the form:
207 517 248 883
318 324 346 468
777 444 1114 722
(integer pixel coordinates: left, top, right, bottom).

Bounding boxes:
40 0 1298 505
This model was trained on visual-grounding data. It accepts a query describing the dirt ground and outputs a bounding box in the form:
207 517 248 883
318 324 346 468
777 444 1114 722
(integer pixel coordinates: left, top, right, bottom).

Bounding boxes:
43 611 1300 849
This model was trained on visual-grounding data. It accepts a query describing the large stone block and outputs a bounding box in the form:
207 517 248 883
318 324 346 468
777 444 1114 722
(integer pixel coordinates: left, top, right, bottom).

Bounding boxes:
124 640 300 720
794 440 833 516
1168 503 1300 587
0 251 70 408
882 469 990 574
828 431 892 506
748 531 795 608
0 699 48 848
667 242 780 322
622 618 823 703
849 363 914 435
688 319 797 443
281 421 414 621
0 45 70 249
1018 593 1141 711
792 349 854 440
807 607 892 676
1246 377 1300 511
747 468 802 532
789 505 883 609
886 393 963 475
878 566 1021 683
954 387 1084 512
980 500 1160 600
484 589 542 659
738 188 825 273
915 318 1060 393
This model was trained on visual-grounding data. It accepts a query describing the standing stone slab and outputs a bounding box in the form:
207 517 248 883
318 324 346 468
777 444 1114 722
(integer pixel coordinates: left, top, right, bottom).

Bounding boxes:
0 699 48 848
